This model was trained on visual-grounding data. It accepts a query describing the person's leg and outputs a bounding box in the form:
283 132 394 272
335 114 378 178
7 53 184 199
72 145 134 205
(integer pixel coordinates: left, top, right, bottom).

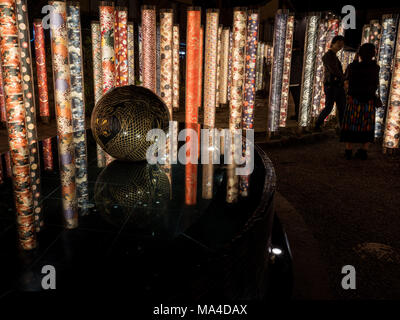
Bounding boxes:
334 86 347 128
315 86 334 128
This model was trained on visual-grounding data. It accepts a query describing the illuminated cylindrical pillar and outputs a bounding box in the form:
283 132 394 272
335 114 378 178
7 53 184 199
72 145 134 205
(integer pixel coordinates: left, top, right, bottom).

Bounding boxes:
16 0 42 231
67 3 85 132
265 43 273 65
311 19 328 118
369 20 382 56
383 18 400 149
227 30 232 102
91 21 106 168
0 0 36 249
185 7 201 125
259 42 265 90
156 23 160 95
298 14 320 127
114 7 119 84
92 22 102 103
160 9 173 115
229 7 247 130
203 9 219 128
198 25 204 108
268 9 288 132
242 10 259 130
116 7 128 86
0 60 5 124
33 19 50 124
42 138 54 171
99 2 116 165
240 10 259 196
100 2 115 94
141 5 156 92
172 24 180 109
49 1 77 228
325 18 339 51
215 24 222 107
138 25 142 83
376 14 398 139
219 27 230 105
128 22 134 85
67 2 89 210
255 41 261 90
279 14 294 127
361 24 371 44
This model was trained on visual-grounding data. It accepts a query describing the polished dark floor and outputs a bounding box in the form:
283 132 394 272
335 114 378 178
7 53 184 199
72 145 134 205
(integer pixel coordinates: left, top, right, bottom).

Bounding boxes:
0 131 286 301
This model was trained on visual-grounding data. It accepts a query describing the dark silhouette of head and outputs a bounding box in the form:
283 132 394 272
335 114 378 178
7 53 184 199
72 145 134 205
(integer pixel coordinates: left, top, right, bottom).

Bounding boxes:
330 35 345 52
358 43 376 62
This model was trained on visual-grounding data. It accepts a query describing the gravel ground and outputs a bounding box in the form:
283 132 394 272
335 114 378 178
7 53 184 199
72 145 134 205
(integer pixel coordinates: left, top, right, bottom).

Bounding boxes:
263 135 400 299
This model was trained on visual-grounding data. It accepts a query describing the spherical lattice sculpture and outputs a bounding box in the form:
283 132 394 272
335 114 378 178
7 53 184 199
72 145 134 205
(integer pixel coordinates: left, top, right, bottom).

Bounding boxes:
91 85 170 161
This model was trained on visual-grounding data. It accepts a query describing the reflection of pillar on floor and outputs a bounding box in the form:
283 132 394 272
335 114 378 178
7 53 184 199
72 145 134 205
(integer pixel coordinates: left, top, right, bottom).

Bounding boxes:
42 138 54 171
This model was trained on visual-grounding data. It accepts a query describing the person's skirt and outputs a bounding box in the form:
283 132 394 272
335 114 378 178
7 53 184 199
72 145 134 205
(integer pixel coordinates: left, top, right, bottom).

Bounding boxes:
340 96 375 143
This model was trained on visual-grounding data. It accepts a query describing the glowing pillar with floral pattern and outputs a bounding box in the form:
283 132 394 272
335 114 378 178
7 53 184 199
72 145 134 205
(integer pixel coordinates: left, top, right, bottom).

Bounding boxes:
203 9 219 128
361 24 371 44
67 2 89 210
16 0 42 230
369 20 382 56
116 7 128 86
229 8 247 130
215 25 222 107
0 60 5 124
383 18 400 149
279 14 294 127
311 19 327 118
376 14 398 139
268 10 288 132
185 7 201 125
219 27 230 105
298 14 320 127
128 22 134 85
100 2 115 94
172 24 180 109
198 25 204 108
33 19 50 123
42 138 54 171
141 5 156 92
50 0 78 228
160 9 173 115
91 21 106 168
0 0 36 249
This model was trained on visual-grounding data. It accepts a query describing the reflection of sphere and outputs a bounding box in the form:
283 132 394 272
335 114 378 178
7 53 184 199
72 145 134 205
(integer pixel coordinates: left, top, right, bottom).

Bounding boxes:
91 85 170 161
94 161 172 235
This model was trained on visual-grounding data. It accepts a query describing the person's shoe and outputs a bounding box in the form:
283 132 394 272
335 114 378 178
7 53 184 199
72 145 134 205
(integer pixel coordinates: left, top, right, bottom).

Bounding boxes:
355 148 368 160
345 149 352 160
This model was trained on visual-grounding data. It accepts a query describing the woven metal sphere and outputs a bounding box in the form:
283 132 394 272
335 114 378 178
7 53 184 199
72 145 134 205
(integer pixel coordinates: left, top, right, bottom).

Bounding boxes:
91 85 170 161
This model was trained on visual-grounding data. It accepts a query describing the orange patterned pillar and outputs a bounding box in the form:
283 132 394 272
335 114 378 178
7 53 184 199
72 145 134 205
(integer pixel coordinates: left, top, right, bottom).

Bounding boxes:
198 25 204 108
185 7 201 125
